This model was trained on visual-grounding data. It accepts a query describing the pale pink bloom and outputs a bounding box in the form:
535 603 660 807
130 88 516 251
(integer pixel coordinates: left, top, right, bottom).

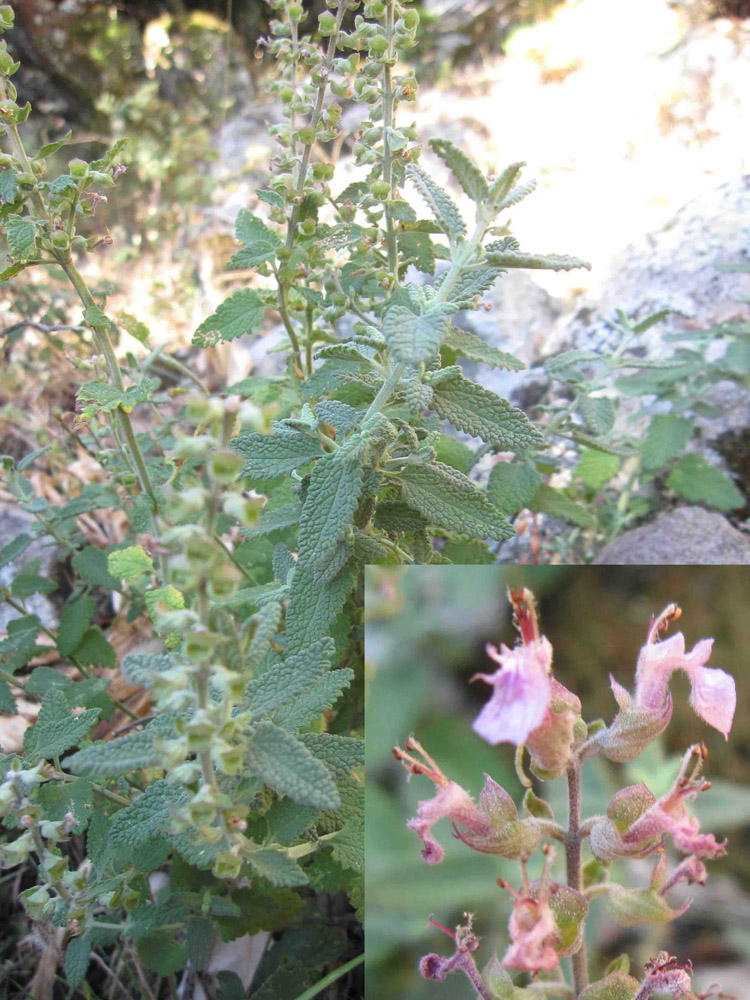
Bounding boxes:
472 636 553 746
502 896 560 973
624 746 726 860
394 740 490 865
635 608 735 739
639 953 693 998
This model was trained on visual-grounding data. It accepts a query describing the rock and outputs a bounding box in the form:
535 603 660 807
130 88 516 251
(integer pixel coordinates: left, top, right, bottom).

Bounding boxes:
0 505 60 630
594 506 750 563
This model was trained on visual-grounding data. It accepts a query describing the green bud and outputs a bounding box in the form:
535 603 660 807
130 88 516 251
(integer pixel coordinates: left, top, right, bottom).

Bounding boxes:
217 742 245 775
0 48 17 75
198 824 224 845
213 850 242 879
184 630 225 662
0 6 14 30
318 11 336 34
50 231 70 250
208 562 242 599
68 158 88 179
222 493 263 527
279 85 294 102
209 449 243 484
402 8 419 29
297 126 316 145
287 3 303 21
300 217 316 235
185 535 219 570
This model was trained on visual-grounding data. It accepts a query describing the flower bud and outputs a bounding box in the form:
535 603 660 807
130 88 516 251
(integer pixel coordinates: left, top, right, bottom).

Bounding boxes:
319 12 337 35
184 630 225 662
0 6 14 30
209 449 243 484
213 850 243 879
68 158 89 179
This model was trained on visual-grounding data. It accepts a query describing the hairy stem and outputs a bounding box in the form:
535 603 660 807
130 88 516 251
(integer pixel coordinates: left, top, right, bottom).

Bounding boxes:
566 761 589 997
382 0 399 281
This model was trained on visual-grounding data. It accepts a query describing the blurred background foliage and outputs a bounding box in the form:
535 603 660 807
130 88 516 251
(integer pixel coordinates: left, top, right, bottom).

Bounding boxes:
365 566 750 999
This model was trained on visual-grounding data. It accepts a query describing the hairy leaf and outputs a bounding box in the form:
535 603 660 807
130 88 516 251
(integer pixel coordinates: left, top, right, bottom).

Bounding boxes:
233 429 322 480
68 729 163 778
485 248 591 272
399 461 514 540
243 501 302 539
108 545 153 584
299 733 364 779
193 289 266 347
273 667 355 731
5 214 36 260
429 137 488 203
430 372 544 449
77 378 157 419
406 162 466 242
247 637 334 718
24 688 100 764
57 595 96 657
487 461 542 516
284 565 356 654
246 721 340 809
383 302 454 365
228 211 281 269
641 415 693 472
297 455 363 574
530 484 596 527
444 326 523 370
107 780 189 847
578 395 616 436
666 455 744 512
246 847 308 888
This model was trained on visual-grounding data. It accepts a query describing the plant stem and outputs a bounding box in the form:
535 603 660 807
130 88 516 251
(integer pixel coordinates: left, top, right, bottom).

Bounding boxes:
566 761 589 997
382 0 399 281
290 954 364 1000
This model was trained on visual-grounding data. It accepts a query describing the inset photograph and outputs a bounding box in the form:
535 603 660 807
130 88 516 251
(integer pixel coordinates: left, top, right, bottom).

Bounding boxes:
365 566 750 999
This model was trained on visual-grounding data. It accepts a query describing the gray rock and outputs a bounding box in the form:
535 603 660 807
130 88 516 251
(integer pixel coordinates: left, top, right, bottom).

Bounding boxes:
594 506 750 564
0 505 59 630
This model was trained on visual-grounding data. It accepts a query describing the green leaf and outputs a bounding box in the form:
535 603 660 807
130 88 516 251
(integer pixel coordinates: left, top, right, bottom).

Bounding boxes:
430 372 544 450
399 461 514 540
578 395 616 436
641 415 694 472
433 434 473 472
383 301 454 365
10 567 57 598
247 601 284 667
326 776 364 873
397 229 435 274
246 721 340 809
429 137 488 203
107 779 188 847
57 594 95 657
0 678 16 714
37 777 93 834
299 733 364 778
444 326 523 370
74 629 116 669
247 637 334 718
285 564 356 654
530 484 596 527
233 429 322 480
228 211 281 269
273 667 355 731
486 247 591 272
72 546 121 590
0 615 41 674
487 461 542 515
68 729 162 778
406 162 466 242
0 533 32 569
119 312 150 344
107 545 154 584
24 688 100 764
193 289 266 348
0 168 19 204
64 934 92 988
186 917 216 972
243 501 302 539
297 455 363 577
5 214 36 260
246 847 308 887
666 455 745 512
77 377 157 419
575 448 620 491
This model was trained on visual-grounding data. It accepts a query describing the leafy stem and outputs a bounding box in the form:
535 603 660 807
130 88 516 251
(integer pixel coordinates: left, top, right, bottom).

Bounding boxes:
382 0 399 281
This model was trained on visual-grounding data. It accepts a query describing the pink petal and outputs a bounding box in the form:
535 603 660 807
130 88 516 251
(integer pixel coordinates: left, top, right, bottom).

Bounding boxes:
689 662 736 738
635 632 688 710
472 639 552 746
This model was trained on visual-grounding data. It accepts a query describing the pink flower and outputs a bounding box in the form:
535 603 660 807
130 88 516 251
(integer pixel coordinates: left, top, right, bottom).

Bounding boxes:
635 605 735 739
624 745 727 860
638 953 693 998
393 739 491 865
472 589 554 746
499 846 588 974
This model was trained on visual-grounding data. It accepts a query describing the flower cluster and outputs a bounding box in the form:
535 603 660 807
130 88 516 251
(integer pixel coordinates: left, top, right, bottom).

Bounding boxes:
396 589 737 999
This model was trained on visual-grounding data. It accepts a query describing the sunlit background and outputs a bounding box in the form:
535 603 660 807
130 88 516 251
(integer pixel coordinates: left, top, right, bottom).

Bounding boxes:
365 566 750 999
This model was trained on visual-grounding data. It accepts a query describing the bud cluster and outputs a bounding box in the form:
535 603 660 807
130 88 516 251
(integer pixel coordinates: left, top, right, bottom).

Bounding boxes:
396 589 737 999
